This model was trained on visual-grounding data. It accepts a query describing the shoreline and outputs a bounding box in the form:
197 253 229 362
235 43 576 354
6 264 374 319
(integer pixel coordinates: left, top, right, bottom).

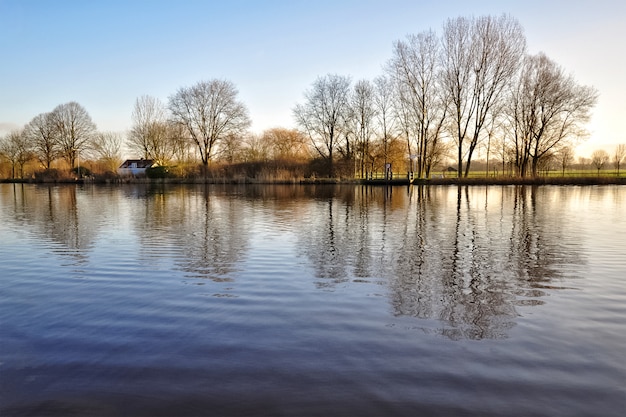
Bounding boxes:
2 176 626 186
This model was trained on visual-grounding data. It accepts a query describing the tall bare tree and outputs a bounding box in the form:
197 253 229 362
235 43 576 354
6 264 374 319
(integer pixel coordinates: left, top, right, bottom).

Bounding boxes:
441 16 473 176
293 74 351 177
508 53 598 177
613 144 626 175
349 79 377 177
373 75 396 176
50 101 96 168
442 15 526 177
168 79 251 168
390 29 448 178
392 81 417 174
24 112 58 169
129 95 172 164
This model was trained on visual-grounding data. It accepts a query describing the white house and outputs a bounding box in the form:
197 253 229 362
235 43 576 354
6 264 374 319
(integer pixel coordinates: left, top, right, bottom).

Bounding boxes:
118 159 156 176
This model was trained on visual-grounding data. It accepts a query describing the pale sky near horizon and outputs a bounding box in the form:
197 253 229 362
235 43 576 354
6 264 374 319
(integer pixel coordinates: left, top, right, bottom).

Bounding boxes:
1 0 624 157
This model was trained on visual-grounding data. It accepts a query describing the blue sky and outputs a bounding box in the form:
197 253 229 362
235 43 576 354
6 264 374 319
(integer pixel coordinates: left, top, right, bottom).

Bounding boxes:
1 0 624 157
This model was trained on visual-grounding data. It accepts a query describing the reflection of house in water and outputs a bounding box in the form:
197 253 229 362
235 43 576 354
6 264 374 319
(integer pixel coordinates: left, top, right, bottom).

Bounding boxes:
118 159 156 176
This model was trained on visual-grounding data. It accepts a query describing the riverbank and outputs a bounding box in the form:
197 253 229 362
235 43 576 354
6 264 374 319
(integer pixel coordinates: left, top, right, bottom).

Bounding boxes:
2 175 626 186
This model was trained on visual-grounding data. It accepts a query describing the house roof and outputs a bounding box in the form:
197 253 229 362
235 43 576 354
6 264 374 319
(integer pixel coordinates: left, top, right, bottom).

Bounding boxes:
119 159 155 169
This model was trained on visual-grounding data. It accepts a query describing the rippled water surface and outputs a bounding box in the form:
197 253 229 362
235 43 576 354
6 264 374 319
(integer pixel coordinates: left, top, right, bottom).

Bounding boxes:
1 184 625 416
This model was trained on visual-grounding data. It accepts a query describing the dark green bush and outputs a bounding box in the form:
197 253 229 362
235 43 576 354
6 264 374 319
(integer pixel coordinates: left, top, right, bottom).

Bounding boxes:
146 166 172 178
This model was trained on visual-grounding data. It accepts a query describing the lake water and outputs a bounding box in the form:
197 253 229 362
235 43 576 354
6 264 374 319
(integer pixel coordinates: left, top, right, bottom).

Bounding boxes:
0 183 625 416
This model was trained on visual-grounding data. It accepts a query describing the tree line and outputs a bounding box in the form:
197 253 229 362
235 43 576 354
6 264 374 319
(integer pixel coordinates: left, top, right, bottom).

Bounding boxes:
294 14 601 178
0 14 615 180
0 81 313 179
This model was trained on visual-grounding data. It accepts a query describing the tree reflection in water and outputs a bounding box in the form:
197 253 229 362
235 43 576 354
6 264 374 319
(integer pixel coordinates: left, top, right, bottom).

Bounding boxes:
0 183 584 340
297 185 583 340
0 184 108 268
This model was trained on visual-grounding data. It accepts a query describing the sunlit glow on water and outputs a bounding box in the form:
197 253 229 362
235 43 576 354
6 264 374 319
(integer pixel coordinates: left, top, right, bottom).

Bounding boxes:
1 184 625 416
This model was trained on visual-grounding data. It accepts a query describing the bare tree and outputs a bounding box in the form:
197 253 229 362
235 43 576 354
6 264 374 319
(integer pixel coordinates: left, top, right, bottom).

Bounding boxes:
92 131 123 173
390 30 448 178
50 102 97 168
591 149 609 175
293 74 351 177
217 132 242 164
442 15 526 177
168 79 251 168
483 111 506 177
613 144 626 175
393 82 417 174
373 75 396 177
349 79 377 177
509 53 598 177
238 133 270 163
555 146 575 176
129 95 173 164
167 121 194 164
262 128 311 161
23 112 58 169
0 130 32 178
578 156 590 170
488 134 509 176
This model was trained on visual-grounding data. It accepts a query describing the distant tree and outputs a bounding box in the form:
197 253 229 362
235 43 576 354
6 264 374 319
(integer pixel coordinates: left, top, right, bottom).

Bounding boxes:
370 133 406 175
508 53 598 177
129 95 173 164
591 149 609 175
50 101 97 168
537 151 557 175
168 79 251 168
233 133 270 163
555 146 575 176
294 74 351 177
442 14 526 177
0 130 32 178
490 134 515 176
23 112 59 169
92 131 123 173
262 128 311 161
578 157 590 170
613 144 626 175
219 132 247 164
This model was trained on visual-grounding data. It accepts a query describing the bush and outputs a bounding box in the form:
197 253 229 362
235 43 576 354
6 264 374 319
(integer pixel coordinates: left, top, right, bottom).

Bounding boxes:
34 168 65 182
146 166 173 178
94 171 120 182
71 166 92 177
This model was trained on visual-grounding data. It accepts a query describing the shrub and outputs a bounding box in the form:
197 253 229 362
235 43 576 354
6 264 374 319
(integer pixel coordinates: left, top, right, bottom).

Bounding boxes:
71 166 92 177
146 166 173 178
34 168 66 182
